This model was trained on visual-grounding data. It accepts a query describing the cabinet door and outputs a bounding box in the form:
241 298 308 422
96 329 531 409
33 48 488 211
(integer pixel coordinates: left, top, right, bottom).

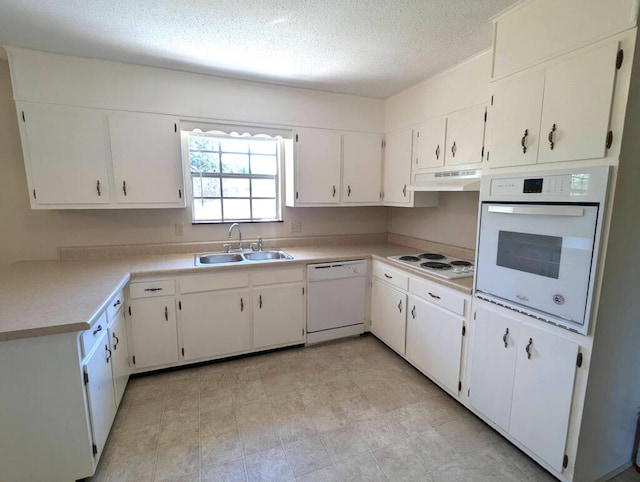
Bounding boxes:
293 128 341 204
109 310 130 407
129 296 178 369
509 325 579 472
413 117 446 170
383 128 413 205
406 296 463 395
18 102 110 205
109 112 184 205
445 105 486 167
253 285 304 349
342 132 382 204
488 70 545 168
468 304 520 431
180 289 251 360
370 278 407 355
84 332 116 461
538 41 618 164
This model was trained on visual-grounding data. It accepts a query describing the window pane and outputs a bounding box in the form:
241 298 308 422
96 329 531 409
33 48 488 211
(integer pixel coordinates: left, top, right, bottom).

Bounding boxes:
252 199 277 219
188 136 219 152
251 179 276 198
221 153 249 174
193 199 222 221
250 155 277 175
202 178 221 197
189 151 220 173
219 138 249 154
223 199 251 220
248 139 277 155
192 177 202 198
222 178 250 197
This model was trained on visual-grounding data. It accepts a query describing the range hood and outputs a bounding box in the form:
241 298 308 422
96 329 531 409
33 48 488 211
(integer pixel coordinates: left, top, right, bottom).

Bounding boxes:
407 169 482 192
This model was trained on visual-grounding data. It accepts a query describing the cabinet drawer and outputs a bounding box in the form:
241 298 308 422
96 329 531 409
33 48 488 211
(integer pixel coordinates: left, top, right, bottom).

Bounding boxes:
81 311 108 358
410 277 466 316
372 261 409 291
106 289 125 322
251 267 304 286
179 271 249 294
129 280 175 299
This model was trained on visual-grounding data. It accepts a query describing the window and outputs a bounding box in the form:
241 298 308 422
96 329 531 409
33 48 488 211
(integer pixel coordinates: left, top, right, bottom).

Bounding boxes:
185 129 284 223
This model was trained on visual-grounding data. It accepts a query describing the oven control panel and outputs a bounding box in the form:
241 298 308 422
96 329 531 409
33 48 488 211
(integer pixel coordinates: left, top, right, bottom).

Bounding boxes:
490 173 586 197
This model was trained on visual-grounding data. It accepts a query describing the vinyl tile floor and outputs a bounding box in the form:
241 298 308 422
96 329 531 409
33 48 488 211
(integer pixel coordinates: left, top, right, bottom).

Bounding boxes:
89 335 640 482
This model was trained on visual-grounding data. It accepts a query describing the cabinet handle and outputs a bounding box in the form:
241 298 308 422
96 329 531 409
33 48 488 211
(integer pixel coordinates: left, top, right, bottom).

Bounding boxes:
113 299 121 308
548 124 556 150
105 344 112 363
451 141 457 157
332 185 336 197
164 306 168 321
92 324 103 336
503 328 509 348
435 144 440 160
397 300 402 313
347 185 351 197
428 292 441 300
144 287 163 292
240 297 244 312
259 295 262 309
384 273 393 279
525 338 533 359
113 332 119 350
96 180 101 196
402 184 407 197
122 180 127 196
521 129 528 154
411 305 416 319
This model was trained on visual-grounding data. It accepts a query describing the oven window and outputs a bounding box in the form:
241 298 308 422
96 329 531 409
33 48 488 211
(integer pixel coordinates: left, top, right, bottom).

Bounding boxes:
496 231 562 279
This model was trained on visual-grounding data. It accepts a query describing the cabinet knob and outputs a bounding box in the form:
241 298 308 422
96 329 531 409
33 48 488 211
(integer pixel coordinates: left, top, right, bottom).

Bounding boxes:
259 295 263 309
451 141 457 157
521 129 528 154
435 145 440 160
123 180 128 196
332 185 336 197
428 292 441 300
92 324 103 336
105 344 112 363
411 305 416 319
240 297 244 312
112 332 119 350
402 184 407 197
526 338 533 359
503 328 509 348
96 180 101 196
164 306 168 321
347 185 351 197
548 124 556 150
397 300 402 313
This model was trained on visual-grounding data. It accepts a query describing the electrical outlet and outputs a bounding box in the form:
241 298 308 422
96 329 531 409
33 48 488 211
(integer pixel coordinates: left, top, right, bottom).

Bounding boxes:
290 220 302 233
175 223 184 236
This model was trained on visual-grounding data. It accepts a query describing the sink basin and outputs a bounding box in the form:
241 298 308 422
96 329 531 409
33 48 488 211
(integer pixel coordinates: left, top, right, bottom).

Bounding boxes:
196 253 244 265
243 250 293 261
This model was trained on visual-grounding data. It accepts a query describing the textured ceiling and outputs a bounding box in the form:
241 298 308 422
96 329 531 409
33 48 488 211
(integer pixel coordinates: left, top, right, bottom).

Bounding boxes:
0 0 519 99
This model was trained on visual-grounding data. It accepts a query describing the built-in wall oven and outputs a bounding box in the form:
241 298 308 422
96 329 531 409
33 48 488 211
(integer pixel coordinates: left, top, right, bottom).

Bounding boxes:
475 166 610 334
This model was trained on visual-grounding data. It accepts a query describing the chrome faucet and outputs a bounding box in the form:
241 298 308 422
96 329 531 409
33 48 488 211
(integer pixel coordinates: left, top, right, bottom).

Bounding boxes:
228 223 242 250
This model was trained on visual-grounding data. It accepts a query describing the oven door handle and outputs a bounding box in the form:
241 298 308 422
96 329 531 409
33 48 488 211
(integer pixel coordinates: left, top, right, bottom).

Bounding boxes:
487 205 585 217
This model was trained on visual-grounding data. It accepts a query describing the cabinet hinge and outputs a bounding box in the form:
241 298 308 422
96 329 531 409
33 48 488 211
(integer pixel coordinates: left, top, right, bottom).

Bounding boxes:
295 191 299 200
381 139 386 149
179 300 182 310
484 110 487 122
458 381 462 392
605 130 613 149
295 133 299 142
467 388 470 397
92 443 98 456
481 146 484 158
486 151 490 162
21 111 26 122
181 347 185 357
380 191 383 200
83 367 89 385
616 49 624 70
128 306 132 316
473 311 476 320
563 455 569 469
416 131 420 138
491 95 494 106
132 355 136 365
302 328 305 336
462 325 466 336
178 189 182 199
576 352 583 368
32 189 37 200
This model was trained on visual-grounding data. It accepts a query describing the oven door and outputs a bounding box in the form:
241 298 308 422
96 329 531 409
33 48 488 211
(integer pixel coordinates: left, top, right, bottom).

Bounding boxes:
475 203 599 329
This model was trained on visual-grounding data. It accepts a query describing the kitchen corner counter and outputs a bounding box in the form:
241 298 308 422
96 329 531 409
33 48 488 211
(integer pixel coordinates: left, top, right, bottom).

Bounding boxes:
0 242 474 341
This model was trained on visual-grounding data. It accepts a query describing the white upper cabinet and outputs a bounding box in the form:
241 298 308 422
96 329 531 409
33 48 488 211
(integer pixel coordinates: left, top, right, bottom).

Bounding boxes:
18 102 110 207
291 127 342 205
108 112 185 206
342 131 382 204
413 117 446 171
445 105 487 167
383 128 413 205
487 40 620 169
16 103 186 209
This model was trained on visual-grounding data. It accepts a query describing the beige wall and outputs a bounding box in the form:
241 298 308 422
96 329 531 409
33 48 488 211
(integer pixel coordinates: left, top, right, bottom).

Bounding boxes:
388 192 479 250
0 61 390 267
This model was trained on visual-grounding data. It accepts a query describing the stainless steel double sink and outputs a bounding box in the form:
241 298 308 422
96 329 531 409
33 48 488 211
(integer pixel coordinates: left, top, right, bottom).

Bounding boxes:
195 250 293 266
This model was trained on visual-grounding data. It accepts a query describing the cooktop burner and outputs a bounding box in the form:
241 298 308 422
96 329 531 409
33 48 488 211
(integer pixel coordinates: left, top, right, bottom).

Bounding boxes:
387 252 474 279
419 253 446 260
421 261 452 270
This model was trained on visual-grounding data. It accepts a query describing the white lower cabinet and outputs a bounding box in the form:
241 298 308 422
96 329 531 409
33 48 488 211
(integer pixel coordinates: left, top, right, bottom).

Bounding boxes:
180 289 251 360
371 278 408 356
469 301 579 472
253 284 305 349
406 295 464 395
108 309 130 407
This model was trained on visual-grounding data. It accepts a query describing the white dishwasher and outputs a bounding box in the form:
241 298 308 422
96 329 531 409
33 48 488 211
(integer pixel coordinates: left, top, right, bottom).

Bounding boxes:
306 260 367 344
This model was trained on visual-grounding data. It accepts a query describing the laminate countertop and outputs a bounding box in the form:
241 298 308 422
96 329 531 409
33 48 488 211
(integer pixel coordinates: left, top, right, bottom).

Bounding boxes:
0 243 474 342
